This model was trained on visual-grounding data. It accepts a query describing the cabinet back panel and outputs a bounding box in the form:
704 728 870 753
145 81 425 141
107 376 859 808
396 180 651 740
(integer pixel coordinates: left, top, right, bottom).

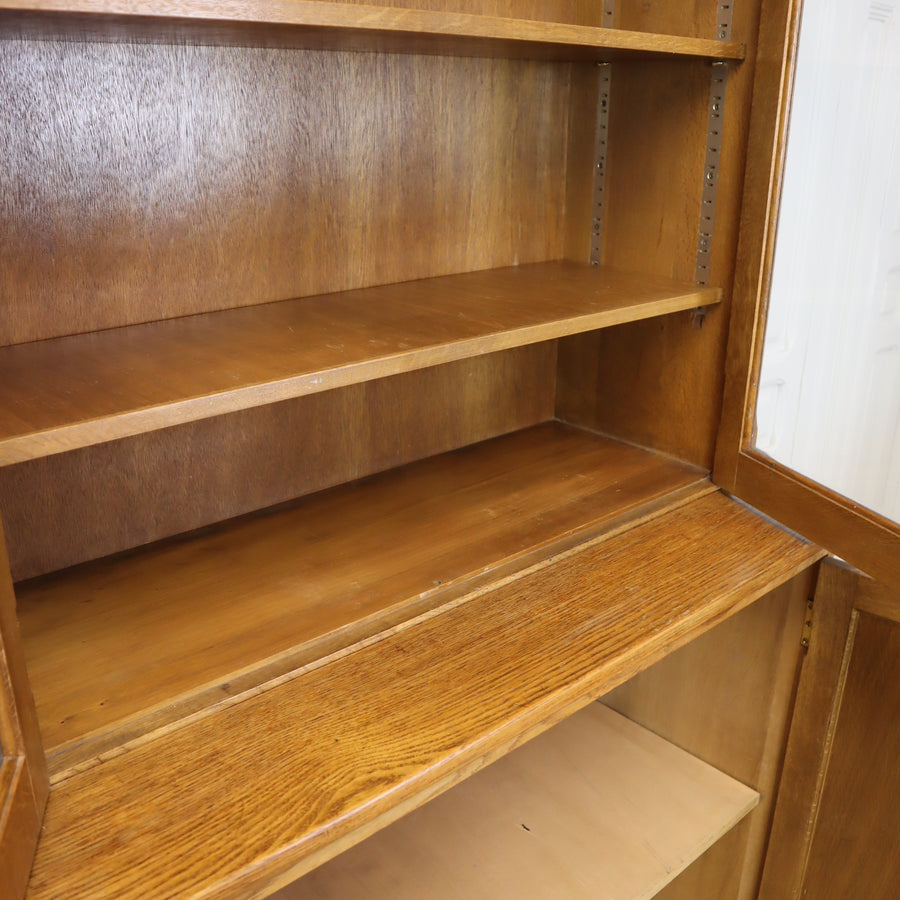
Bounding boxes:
0 42 570 345
615 0 719 39
0 344 555 581
305 1 604 24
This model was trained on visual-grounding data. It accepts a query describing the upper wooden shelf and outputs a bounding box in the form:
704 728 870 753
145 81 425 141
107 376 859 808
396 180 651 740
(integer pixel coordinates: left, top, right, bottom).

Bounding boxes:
0 263 721 466
0 1 746 61
25 490 819 899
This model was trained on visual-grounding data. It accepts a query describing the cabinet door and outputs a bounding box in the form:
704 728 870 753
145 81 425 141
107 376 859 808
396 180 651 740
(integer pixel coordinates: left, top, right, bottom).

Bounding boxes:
0 517 47 898
715 0 900 596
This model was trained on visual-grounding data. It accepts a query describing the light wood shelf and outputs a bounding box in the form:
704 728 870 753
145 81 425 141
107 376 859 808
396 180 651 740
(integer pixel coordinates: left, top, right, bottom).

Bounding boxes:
0 263 720 466
286 702 760 900
18 422 709 777
0 1 746 60
24 489 820 900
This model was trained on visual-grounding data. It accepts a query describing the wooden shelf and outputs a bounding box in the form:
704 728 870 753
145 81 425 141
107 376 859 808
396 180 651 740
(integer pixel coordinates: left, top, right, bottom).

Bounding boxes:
286 703 760 900
0 1 746 61
18 422 709 777
25 490 820 900
0 263 720 466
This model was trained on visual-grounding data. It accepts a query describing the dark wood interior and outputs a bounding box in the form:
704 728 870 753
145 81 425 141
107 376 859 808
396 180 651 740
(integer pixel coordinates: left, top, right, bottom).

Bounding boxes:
0 2 897 898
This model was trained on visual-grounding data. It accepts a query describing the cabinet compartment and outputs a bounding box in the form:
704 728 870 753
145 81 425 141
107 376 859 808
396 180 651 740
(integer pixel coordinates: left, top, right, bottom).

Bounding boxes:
17 421 707 776
288 703 759 900
25 490 818 899
0 4 811 898
0 263 719 465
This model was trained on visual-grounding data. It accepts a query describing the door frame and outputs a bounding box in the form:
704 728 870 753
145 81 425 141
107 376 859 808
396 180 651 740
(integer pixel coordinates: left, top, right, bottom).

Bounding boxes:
713 0 900 595
0 517 48 899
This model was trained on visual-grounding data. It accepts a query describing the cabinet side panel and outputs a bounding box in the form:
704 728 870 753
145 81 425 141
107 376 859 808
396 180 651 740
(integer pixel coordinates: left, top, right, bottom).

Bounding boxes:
0 44 570 345
604 569 813 900
0 518 47 900
0 344 556 581
0 759 41 900
0 520 47 800
799 610 900 899
556 0 762 468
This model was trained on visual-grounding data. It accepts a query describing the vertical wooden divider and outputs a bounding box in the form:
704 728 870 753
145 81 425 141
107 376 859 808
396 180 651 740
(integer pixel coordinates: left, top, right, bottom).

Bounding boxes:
756 559 859 899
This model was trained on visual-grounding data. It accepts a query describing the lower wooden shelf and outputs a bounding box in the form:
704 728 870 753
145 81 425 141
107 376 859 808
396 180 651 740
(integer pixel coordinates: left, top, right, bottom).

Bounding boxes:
283 702 759 900
24 487 821 899
17 422 708 778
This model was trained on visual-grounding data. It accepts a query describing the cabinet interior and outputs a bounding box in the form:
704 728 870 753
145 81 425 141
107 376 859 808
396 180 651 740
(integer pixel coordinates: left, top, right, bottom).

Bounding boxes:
0 3 819 898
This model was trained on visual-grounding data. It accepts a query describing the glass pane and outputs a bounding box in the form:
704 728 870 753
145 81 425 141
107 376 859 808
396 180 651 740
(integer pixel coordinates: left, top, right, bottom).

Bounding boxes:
755 0 900 523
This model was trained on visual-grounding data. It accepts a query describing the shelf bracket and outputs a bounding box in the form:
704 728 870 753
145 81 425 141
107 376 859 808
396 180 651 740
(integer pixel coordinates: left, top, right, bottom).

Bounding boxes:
694 2 734 285
694 61 729 285
602 0 615 27
590 62 612 267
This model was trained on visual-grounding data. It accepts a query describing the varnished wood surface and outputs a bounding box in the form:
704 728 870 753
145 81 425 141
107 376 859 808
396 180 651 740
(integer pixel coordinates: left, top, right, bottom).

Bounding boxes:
0 1 746 60
714 0 801 488
0 519 46 792
557 0 764 470
615 0 719 40
0 757 42 900
798 612 900 898
2 44 573 346
17 422 708 770
2 346 555 582
607 570 813 900
0 263 720 465
854 573 900 623
26 491 822 900
757 560 858 900
302 1 602 26
733 452 900 596
0 517 46 900
284 704 759 900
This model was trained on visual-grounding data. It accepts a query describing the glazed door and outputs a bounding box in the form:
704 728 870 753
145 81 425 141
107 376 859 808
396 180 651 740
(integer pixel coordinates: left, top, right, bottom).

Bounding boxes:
0 516 47 899
716 0 900 598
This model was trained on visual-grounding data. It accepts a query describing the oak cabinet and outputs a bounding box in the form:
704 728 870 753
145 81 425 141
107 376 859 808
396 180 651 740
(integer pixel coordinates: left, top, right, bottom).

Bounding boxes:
0 2 894 898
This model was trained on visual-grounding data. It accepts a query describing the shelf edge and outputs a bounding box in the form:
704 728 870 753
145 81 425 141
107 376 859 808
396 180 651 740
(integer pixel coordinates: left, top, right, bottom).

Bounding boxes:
0 283 721 467
0 1 746 60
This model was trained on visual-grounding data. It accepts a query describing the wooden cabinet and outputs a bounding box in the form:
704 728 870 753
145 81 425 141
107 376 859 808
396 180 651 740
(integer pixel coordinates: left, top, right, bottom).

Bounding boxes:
0 2 896 898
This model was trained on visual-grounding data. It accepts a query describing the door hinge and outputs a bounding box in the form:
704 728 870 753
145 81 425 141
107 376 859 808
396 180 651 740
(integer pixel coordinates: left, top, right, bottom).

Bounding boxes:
800 598 814 649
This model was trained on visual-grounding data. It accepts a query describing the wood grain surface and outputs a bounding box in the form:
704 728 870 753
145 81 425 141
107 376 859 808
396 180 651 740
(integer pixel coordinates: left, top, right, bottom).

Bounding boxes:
556 0 763 469
308 0 605 26
0 43 570 346
713 0 800 488
615 0 719 39
0 1 746 60
1 345 555 582
733 453 900 595
555 57 718 466
757 560 858 900
285 704 758 900
25 491 822 900
0 757 42 900
16 422 707 769
0 263 719 464
798 612 900 899
0 518 46 900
